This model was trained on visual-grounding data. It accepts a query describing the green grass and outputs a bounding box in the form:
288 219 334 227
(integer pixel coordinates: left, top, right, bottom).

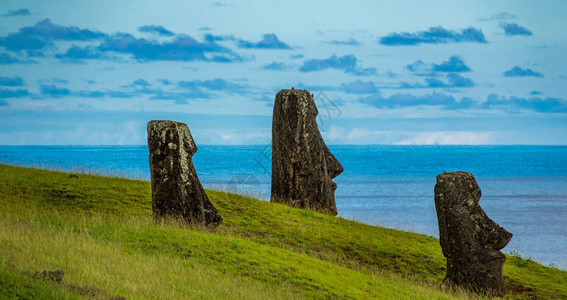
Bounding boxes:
1 164 566 299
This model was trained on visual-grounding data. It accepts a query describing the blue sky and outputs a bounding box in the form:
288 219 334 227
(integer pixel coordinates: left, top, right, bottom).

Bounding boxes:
0 0 566 145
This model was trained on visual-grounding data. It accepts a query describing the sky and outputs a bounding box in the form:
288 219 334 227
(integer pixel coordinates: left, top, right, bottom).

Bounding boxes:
0 0 566 145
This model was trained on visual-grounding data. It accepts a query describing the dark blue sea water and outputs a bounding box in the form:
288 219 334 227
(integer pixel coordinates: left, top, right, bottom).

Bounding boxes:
1 145 566 270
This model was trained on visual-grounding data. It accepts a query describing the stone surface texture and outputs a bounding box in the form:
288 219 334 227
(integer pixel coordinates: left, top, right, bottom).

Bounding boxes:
271 88 343 215
147 120 222 228
434 171 512 296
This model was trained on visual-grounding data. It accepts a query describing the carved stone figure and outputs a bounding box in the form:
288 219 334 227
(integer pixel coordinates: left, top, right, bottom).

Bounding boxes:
434 171 512 296
147 120 222 228
271 88 343 215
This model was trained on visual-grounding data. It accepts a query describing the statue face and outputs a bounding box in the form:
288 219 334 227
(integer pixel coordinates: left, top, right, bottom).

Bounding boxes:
271 89 343 215
435 171 512 257
464 179 511 251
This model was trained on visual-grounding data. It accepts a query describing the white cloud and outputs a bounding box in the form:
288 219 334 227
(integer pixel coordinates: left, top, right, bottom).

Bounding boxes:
325 127 401 144
345 128 375 141
220 133 234 141
194 129 271 145
1 1 566 146
324 128 496 145
323 124 346 142
394 131 494 145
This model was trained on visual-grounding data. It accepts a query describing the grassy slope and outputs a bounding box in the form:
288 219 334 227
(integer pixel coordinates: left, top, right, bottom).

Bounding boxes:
0 164 565 299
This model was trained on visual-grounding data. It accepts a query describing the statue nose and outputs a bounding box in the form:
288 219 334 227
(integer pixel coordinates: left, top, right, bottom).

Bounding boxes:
326 151 343 179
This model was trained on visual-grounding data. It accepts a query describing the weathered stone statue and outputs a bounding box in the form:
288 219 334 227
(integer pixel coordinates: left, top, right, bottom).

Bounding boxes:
147 120 222 228
434 171 512 296
271 88 343 215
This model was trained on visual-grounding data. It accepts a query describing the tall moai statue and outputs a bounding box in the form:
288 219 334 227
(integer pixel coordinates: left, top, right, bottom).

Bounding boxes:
434 171 512 297
147 120 222 228
271 88 344 215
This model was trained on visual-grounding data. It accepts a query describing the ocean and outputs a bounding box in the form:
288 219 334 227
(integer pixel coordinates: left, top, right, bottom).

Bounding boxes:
1 145 566 270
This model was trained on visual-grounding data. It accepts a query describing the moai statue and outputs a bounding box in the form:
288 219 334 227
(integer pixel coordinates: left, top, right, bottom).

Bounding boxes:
271 88 343 215
147 120 222 228
434 171 512 296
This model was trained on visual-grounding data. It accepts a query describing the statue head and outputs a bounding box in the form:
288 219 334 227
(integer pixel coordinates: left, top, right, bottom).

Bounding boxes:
434 171 512 296
435 171 512 256
271 88 343 215
147 120 222 228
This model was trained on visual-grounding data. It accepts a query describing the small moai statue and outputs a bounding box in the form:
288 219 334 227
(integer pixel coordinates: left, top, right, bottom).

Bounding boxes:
434 171 512 296
271 88 344 215
147 120 222 228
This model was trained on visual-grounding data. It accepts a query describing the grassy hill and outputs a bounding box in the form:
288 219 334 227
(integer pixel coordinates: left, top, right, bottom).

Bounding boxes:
0 164 565 299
